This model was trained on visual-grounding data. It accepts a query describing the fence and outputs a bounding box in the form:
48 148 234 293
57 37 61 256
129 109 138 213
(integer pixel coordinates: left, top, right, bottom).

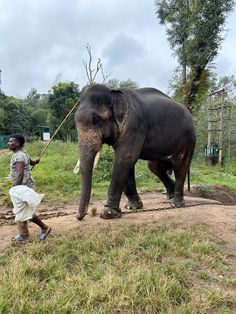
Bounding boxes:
0 135 10 148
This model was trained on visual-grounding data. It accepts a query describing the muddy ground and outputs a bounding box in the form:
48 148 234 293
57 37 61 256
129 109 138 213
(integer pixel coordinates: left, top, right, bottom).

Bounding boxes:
1 185 236 280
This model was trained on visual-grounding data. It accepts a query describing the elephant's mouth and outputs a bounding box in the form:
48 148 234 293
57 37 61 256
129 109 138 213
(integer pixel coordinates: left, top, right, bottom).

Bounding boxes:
102 122 119 146
102 134 114 146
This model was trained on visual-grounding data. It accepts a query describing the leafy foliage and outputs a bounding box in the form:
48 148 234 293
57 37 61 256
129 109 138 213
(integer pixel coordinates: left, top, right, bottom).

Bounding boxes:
193 74 236 157
155 0 235 111
0 97 32 135
31 108 50 129
25 88 41 109
48 82 80 141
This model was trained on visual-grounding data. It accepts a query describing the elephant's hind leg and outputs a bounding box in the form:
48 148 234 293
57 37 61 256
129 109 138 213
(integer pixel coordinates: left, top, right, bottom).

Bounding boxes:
171 149 194 207
171 165 186 207
123 167 143 210
148 160 175 199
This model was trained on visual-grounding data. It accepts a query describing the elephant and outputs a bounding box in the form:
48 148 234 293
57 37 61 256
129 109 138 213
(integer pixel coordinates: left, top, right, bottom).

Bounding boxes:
74 84 196 220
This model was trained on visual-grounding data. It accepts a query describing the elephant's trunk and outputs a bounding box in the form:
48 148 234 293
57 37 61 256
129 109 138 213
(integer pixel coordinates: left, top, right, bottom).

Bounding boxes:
76 147 99 220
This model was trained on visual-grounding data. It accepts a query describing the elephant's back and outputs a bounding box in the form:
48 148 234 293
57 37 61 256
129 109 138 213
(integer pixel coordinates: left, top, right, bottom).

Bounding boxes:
135 87 190 120
134 88 196 148
135 87 171 100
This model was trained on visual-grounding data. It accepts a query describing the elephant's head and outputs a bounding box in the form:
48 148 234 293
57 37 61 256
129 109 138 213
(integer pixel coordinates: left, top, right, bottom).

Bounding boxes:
75 84 128 220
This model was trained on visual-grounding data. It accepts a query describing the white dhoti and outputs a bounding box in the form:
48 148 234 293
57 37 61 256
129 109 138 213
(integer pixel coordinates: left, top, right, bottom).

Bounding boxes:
9 186 45 222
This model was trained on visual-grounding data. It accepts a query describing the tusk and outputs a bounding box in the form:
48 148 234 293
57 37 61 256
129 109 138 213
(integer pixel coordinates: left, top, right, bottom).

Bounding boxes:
73 151 100 174
73 158 80 174
93 151 100 170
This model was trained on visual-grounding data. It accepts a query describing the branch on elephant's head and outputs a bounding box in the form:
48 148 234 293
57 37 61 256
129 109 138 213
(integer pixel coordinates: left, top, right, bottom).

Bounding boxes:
83 44 110 85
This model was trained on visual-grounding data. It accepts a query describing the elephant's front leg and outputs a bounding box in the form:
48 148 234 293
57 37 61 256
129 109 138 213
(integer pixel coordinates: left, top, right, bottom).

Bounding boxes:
100 153 138 219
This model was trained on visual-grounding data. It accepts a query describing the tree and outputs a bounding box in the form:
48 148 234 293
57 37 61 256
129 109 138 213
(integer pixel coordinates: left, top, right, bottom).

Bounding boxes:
31 108 49 126
0 93 7 131
48 82 80 141
0 107 4 129
25 88 41 109
168 66 211 113
191 74 236 155
0 97 32 134
155 0 234 112
23 88 51 136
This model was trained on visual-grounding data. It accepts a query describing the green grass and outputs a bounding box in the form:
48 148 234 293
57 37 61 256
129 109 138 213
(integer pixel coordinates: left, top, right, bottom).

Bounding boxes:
190 159 236 192
1 142 236 312
0 141 236 205
0 141 80 204
0 223 235 313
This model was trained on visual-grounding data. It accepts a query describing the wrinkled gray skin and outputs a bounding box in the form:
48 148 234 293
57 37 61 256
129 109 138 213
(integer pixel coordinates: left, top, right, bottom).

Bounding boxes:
75 84 196 220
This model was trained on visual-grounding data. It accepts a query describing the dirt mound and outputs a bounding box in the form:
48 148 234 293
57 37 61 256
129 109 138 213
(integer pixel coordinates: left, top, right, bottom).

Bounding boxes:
185 185 236 205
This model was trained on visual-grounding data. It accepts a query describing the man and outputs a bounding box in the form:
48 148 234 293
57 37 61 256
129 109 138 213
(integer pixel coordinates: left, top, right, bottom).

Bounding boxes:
8 134 51 241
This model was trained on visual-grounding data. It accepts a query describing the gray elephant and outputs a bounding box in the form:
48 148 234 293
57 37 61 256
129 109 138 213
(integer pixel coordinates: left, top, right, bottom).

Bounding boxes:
74 84 196 220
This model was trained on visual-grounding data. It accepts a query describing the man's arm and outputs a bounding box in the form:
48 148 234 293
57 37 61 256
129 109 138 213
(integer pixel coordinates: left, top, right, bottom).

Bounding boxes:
14 162 24 186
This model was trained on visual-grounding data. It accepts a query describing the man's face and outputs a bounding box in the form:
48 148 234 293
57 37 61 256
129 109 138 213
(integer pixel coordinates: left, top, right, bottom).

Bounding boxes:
8 137 20 151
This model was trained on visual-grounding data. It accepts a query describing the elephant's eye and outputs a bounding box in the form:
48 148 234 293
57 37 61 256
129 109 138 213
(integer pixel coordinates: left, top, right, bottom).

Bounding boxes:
92 113 101 125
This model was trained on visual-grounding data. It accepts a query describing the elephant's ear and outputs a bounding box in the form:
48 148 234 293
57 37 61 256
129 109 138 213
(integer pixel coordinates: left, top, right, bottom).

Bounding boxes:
110 89 128 133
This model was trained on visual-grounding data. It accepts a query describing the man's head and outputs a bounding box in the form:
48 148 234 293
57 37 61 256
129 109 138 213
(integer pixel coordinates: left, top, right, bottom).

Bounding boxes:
8 134 25 151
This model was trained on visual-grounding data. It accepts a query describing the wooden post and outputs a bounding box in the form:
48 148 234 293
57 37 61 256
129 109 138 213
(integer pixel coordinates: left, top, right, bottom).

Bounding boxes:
218 89 224 165
207 95 212 146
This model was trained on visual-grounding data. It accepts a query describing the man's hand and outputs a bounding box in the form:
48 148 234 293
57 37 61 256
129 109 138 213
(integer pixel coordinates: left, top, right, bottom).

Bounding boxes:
30 159 40 166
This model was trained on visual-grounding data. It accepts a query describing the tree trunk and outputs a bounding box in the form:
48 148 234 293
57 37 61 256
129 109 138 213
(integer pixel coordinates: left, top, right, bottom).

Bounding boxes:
185 66 204 113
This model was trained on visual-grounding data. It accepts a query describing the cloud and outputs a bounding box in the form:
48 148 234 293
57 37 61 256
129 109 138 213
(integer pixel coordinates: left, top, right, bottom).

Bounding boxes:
0 0 235 97
103 34 146 66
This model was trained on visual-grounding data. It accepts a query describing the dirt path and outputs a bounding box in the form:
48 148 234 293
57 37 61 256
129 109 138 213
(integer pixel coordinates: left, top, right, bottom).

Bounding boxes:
1 192 236 276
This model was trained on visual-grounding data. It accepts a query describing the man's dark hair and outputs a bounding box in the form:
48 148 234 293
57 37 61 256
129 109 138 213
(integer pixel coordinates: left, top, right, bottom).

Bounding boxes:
10 134 25 147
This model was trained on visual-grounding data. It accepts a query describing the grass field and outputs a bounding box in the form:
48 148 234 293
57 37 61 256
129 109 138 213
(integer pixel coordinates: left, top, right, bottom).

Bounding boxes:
0 223 235 313
0 141 236 313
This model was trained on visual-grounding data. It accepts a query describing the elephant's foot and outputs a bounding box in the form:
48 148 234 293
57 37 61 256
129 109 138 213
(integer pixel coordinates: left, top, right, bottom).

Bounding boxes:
100 206 122 219
170 193 185 208
125 200 143 210
76 211 87 221
162 186 174 200
166 192 174 200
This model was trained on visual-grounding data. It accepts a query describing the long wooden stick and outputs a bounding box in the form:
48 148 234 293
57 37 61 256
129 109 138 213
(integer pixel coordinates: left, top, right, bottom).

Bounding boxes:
32 99 80 169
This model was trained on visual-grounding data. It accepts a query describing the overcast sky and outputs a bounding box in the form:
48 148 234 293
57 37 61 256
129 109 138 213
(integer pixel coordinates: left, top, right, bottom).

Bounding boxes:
0 0 235 98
